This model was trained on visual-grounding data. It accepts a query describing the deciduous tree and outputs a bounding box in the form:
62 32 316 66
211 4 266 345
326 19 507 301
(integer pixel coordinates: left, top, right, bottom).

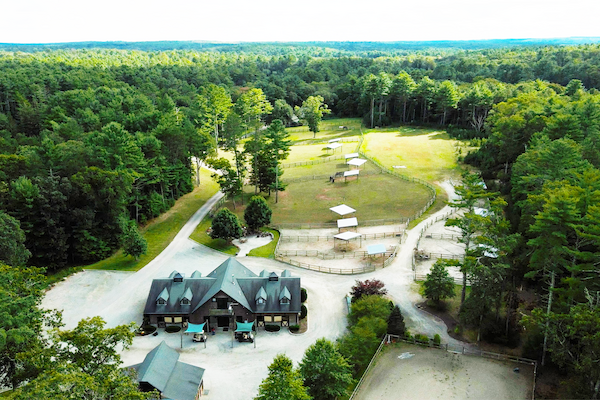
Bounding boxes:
255 354 310 400
299 338 353 400
210 208 243 243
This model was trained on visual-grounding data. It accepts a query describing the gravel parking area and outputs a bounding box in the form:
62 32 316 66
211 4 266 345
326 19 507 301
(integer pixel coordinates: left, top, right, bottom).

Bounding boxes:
41 182 489 399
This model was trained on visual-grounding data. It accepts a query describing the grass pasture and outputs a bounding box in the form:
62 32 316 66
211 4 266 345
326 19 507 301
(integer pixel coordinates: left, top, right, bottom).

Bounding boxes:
224 172 431 224
285 141 358 164
353 343 534 400
286 118 361 143
361 127 466 183
282 158 380 179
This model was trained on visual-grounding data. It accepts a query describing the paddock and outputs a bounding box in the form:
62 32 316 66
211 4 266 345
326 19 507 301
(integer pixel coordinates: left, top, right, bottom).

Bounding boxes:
353 343 534 400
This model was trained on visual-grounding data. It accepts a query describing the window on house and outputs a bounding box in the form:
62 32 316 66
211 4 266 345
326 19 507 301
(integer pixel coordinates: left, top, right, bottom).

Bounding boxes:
157 299 166 305
273 316 282 322
181 298 190 305
257 298 265 304
264 316 273 322
164 316 173 323
280 297 289 304
217 298 228 309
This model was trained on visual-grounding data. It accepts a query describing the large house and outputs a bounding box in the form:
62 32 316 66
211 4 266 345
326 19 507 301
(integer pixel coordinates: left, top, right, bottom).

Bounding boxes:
143 257 302 330
128 341 205 400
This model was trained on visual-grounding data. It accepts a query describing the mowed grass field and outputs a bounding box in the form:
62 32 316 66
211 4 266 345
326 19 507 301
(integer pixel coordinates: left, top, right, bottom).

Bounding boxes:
361 127 467 182
283 159 380 179
353 343 534 400
221 173 431 224
285 141 358 164
286 118 361 143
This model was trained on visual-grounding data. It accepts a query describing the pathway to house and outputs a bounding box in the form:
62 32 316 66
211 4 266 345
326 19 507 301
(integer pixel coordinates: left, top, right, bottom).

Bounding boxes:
42 180 469 400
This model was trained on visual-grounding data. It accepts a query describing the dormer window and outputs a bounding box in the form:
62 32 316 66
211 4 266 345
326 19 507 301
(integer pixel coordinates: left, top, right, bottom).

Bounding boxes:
169 271 184 282
255 287 267 305
180 287 193 305
279 286 291 305
156 287 169 305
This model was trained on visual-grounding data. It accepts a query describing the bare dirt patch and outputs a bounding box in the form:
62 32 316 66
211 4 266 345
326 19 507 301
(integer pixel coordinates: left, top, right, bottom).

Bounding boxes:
353 343 534 400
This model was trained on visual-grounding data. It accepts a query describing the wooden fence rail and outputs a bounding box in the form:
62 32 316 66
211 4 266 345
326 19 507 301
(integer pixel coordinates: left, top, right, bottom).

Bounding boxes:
277 249 395 259
273 255 376 275
279 231 404 242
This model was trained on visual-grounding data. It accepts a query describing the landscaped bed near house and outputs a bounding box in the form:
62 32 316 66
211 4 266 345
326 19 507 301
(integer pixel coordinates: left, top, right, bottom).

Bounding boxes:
189 216 239 255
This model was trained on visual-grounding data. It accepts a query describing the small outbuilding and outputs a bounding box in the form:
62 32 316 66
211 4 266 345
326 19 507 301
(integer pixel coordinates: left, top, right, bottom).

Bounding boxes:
329 204 356 217
337 217 358 232
127 341 205 399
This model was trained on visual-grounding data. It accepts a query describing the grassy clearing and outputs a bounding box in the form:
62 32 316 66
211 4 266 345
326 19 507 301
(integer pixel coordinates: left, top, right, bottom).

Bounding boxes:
286 118 362 143
224 173 431 224
361 127 471 183
247 228 279 258
84 169 219 271
285 141 358 164
189 216 239 255
283 159 380 179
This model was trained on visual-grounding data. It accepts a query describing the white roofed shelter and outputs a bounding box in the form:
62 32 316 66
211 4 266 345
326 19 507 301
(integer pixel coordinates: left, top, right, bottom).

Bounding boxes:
367 243 387 264
344 170 359 181
328 138 341 143
326 143 342 154
337 217 358 232
329 204 356 217
347 158 367 169
334 231 362 250
345 152 359 159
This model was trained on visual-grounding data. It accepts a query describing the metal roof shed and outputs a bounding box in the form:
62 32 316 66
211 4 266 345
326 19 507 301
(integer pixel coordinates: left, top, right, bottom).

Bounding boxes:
337 217 358 232
345 152 359 159
326 143 342 154
347 158 367 169
334 231 362 250
329 204 356 217
343 169 359 181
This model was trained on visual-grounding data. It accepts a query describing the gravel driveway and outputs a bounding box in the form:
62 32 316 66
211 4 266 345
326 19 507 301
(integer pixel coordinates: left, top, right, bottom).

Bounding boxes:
42 180 469 399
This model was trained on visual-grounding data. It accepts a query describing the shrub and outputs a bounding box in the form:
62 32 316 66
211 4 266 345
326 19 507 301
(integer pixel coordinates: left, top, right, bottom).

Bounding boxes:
289 324 300 333
300 304 308 319
265 324 281 332
140 325 156 334
433 334 441 346
165 325 181 333
301 288 308 303
415 334 430 345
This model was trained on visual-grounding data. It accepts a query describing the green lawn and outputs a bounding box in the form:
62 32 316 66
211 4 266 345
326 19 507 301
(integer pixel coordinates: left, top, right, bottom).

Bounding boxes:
361 128 465 183
247 228 280 258
286 118 362 143
84 169 219 271
189 216 239 255
282 158 380 179
224 173 432 224
285 142 358 164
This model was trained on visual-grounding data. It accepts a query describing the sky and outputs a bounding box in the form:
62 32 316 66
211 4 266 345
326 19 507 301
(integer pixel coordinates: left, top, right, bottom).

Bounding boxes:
2 0 600 44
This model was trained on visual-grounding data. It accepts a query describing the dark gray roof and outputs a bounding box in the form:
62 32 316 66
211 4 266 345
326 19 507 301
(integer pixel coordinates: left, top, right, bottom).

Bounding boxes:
129 341 204 400
144 257 301 316
193 258 257 312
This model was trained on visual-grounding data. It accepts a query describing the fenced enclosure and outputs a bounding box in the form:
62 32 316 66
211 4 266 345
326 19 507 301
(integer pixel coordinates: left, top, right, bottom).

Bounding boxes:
350 334 537 400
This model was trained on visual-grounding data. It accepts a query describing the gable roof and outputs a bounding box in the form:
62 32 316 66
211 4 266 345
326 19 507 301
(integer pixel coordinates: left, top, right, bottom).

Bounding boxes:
192 257 257 313
279 286 291 300
144 258 302 317
255 286 267 301
128 341 204 400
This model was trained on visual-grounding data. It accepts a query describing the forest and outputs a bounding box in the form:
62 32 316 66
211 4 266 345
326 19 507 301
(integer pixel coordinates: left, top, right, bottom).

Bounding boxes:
1 42 600 397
